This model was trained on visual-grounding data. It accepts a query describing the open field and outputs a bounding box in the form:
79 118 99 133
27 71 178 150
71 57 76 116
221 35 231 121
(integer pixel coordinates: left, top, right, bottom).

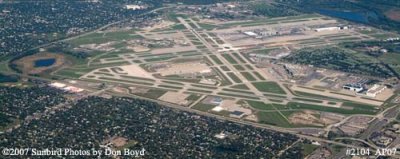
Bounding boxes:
257 112 292 128
252 82 286 94
247 100 279 111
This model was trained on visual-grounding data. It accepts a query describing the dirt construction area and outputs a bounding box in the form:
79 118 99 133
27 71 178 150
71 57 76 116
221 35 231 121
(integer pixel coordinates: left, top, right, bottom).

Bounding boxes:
118 64 154 79
158 91 190 106
157 62 212 76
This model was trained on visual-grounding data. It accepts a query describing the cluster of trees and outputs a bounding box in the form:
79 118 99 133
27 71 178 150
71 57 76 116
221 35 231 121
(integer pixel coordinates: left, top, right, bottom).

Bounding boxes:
341 41 400 54
284 47 395 78
1 96 302 158
167 0 237 5
0 73 18 83
0 86 66 128
249 2 299 17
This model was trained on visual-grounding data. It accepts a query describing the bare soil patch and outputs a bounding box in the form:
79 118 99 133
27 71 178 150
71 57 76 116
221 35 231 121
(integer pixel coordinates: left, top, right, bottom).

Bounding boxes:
385 9 400 22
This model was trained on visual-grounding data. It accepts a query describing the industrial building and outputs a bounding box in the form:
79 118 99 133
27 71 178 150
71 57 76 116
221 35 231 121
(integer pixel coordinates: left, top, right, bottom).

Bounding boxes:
314 26 349 32
343 83 364 92
366 84 386 98
49 82 84 93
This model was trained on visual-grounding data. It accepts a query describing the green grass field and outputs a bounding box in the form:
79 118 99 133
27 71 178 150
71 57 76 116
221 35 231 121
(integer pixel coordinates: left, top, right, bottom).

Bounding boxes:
221 54 238 64
139 89 168 99
245 65 254 70
191 84 217 89
55 69 86 79
158 85 182 90
220 66 230 71
301 144 319 156
198 23 219 30
342 102 378 111
162 80 184 85
257 112 291 127
185 94 202 101
246 100 277 110
187 89 213 94
227 72 242 83
252 82 286 94
221 89 254 95
293 97 323 103
233 65 246 71
217 92 259 100
252 71 266 80
69 31 142 46
212 67 232 86
98 77 154 86
209 55 223 65
286 102 378 115
230 84 249 90
232 53 246 63
192 103 216 112
241 72 257 81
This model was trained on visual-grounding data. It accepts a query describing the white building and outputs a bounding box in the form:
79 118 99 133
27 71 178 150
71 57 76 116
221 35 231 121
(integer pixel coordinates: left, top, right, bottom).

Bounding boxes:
315 26 348 32
243 31 258 37
343 84 364 92
125 5 144 10
49 82 66 88
366 84 386 98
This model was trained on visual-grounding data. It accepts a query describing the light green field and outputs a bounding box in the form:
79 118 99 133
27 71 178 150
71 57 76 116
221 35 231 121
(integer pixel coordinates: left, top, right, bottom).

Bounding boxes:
221 54 238 64
286 102 378 115
246 100 277 110
241 72 257 81
257 112 291 127
209 55 223 65
139 89 168 99
233 65 245 71
69 30 142 46
227 72 242 83
192 103 216 112
230 84 249 90
252 82 286 94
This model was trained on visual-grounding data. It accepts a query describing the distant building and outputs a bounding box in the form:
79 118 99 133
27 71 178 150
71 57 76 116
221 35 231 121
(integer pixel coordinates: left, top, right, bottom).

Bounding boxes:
385 37 400 41
214 132 227 139
210 96 223 105
211 106 224 112
366 84 386 98
229 111 245 118
62 86 84 93
343 83 364 92
49 82 84 93
125 5 144 10
315 26 348 32
49 82 66 88
243 31 258 37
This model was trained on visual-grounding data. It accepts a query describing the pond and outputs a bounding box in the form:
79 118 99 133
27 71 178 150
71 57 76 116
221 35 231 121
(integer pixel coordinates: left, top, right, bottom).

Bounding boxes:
34 58 56 67
317 9 376 23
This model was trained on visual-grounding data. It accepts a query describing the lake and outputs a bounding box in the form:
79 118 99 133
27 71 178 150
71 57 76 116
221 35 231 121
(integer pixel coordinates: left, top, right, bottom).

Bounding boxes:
317 9 375 23
34 58 56 67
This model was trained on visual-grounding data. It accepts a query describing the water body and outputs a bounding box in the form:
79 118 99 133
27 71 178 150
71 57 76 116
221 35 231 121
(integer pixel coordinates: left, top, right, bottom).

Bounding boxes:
34 58 56 67
317 9 374 23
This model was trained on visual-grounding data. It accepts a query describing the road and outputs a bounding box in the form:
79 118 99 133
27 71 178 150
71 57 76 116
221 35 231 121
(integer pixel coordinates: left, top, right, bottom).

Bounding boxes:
106 89 387 152
6 72 386 152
